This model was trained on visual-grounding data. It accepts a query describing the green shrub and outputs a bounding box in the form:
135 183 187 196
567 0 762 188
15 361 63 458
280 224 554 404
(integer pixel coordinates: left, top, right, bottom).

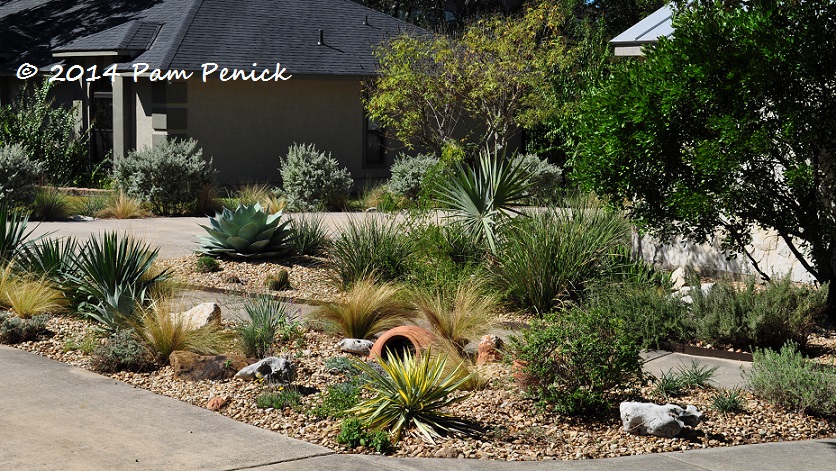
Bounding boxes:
0 144 42 208
195 256 220 273
289 214 330 256
256 386 302 409
113 138 216 215
588 283 687 350
747 342 836 415
510 153 563 203
388 153 439 199
511 307 641 415
349 350 473 443
493 200 631 314
0 81 90 186
69 194 108 217
327 216 413 288
198 203 295 259
0 312 51 344
686 277 825 350
336 417 393 453
309 381 361 419
279 143 353 211
64 233 169 330
90 329 154 373
416 160 452 209
324 355 365 378
237 295 299 358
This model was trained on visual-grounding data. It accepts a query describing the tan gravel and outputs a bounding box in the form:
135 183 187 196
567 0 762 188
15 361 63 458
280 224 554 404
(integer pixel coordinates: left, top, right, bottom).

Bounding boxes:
10 314 836 462
158 254 343 303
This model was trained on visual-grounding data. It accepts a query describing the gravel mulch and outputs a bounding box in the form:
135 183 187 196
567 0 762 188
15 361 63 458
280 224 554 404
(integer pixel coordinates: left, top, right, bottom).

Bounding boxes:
11 315 836 462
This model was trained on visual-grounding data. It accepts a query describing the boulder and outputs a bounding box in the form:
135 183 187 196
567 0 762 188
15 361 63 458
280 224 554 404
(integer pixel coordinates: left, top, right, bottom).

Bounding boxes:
336 338 375 355
235 356 296 383
671 267 688 290
206 396 230 411
174 303 221 329
169 351 248 381
620 402 703 438
476 334 503 365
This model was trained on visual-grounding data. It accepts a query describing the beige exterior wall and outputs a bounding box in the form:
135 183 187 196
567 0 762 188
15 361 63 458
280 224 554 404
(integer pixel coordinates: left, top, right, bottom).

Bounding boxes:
130 76 390 185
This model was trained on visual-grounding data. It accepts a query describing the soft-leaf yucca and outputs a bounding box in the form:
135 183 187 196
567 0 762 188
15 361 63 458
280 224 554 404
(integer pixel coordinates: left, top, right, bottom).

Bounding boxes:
435 152 530 254
16 236 77 280
349 350 473 443
411 280 498 352
314 278 412 339
0 204 36 265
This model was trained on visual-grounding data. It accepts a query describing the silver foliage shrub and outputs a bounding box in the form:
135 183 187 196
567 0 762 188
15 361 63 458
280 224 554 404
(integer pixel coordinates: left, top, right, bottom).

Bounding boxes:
0 144 42 207
510 153 563 202
279 143 353 211
388 153 439 199
113 139 216 215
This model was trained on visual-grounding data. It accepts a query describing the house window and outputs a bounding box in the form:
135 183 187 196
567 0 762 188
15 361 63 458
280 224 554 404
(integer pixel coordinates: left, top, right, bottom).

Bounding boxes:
365 115 385 166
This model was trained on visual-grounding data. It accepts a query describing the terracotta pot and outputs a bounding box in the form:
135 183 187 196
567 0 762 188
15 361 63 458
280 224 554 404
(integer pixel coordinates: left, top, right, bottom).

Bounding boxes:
369 326 436 361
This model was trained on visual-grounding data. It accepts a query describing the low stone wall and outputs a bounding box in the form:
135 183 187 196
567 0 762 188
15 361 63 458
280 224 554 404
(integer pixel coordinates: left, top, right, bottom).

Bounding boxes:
633 227 817 283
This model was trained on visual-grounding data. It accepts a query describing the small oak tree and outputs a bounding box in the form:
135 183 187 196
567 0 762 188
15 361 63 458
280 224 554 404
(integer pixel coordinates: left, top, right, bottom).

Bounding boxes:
574 0 836 319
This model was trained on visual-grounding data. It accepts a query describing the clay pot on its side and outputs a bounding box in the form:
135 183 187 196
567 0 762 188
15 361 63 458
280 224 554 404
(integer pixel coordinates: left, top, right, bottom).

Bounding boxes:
369 326 436 361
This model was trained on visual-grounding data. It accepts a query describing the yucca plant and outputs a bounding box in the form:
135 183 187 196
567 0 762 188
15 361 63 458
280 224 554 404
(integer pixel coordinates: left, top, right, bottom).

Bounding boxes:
31 186 70 221
350 350 474 443
0 204 36 265
411 280 498 353
238 295 299 358
435 152 530 254
133 302 232 363
314 278 413 339
16 236 77 281
198 203 294 259
64 232 168 330
5 277 67 318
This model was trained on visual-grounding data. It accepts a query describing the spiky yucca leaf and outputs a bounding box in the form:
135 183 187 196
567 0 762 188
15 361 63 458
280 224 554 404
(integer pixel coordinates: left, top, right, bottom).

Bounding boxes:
16 236 77 280
350 350 474 443
0 204 37 265
198 203 294 259
313 278 412 339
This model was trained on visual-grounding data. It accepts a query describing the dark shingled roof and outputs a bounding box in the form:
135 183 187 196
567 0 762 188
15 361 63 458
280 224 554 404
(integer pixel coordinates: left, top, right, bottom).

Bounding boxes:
1 0 424 76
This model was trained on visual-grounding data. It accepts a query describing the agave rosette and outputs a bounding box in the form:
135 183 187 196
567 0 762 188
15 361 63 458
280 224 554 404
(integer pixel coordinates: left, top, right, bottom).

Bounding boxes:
198 203 294 259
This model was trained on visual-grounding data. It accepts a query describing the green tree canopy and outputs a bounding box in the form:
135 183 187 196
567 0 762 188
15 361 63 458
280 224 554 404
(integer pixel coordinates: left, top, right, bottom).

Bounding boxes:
574 0 836 317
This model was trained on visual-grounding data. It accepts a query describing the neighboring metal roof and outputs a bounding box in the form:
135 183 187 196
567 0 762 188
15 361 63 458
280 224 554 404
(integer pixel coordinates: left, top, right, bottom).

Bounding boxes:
2 0 424 76
611 4 674 56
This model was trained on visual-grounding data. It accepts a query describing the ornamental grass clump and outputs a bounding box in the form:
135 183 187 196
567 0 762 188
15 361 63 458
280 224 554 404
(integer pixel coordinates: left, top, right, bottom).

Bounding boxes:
350 350 474 443
133 302 232 363
327 216 413 288
4 277 67 318
313 278 412 340
411 280 498 353
289 214 330 256
493 196 631 314
198 203 295 259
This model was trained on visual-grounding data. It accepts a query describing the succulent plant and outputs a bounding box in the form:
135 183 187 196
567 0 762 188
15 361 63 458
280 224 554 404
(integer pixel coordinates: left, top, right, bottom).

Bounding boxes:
198 203 294 259
266 269 291 290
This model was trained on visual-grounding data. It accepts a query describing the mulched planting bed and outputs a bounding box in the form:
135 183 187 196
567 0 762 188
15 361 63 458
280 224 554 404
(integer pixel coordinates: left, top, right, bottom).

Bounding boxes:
12 314 836 461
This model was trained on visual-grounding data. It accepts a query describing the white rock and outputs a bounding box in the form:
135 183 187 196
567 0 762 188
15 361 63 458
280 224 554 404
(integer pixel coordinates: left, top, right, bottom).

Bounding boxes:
620 402 702 438
336 338 374 355
174 303 221 329
671 267 687 290
235 356 296 383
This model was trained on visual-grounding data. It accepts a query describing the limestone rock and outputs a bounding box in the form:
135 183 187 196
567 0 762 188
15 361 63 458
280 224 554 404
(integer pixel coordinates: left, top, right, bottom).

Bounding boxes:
476 334 503 365
206 396 230 411
620 402 703 438
671 267 687 290
169 351 248 381
174 303 221 329
235 356 296 383
336 338 374 355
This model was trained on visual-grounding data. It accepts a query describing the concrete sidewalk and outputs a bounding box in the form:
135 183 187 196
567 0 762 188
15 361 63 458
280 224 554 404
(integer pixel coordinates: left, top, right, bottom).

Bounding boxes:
2 345 834 471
